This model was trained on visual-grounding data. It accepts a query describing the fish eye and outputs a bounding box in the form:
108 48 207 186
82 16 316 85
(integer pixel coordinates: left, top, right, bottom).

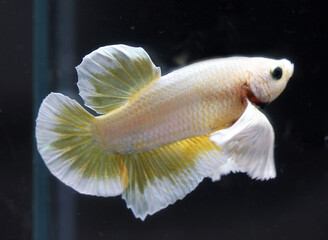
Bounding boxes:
271 66 283 80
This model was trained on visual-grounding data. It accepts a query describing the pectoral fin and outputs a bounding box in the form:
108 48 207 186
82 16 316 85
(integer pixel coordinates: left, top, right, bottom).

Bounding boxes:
209 99 276 181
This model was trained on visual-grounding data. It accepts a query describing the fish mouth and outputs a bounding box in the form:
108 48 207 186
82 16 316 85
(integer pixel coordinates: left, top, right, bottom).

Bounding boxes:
241 83 268 108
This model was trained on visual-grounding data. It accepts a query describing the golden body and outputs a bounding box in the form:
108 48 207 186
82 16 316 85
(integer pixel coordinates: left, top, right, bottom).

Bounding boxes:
93 58 247 154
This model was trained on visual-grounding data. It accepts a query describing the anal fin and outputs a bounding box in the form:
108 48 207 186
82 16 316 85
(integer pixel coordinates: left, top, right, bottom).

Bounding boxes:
120 135 221 220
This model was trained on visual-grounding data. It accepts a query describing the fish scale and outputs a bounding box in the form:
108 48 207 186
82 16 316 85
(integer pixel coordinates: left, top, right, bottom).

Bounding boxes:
93 59 246 154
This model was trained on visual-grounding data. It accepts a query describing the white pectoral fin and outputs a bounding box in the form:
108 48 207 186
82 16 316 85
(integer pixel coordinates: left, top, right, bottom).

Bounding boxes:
209 99 276 181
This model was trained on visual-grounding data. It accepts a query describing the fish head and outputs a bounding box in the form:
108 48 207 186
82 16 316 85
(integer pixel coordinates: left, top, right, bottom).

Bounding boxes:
244 57 294 105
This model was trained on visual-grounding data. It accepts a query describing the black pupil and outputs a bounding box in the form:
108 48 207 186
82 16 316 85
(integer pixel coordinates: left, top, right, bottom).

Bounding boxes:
272 67 283 80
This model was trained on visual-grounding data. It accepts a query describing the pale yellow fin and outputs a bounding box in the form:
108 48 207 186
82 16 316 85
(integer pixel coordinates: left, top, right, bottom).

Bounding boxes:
120 135 222 220
76 44 161 114
36 93 128 196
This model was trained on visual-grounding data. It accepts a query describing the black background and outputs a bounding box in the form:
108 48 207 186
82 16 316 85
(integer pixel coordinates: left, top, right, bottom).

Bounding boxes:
1 0 327 239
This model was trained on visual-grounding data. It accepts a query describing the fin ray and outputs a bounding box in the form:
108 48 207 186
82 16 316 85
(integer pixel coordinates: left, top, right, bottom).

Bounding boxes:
76 44 161 114
120 135 221 220
209 99 276 181
36 93 128 196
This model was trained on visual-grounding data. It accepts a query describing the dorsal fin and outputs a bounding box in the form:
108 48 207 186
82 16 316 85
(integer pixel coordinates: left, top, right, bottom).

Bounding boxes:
76 44 161 114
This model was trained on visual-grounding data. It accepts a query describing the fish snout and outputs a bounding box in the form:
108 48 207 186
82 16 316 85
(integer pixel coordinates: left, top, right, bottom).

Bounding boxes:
280 58 294 80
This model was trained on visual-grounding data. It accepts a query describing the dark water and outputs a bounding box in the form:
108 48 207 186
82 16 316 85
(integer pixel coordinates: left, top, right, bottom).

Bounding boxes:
1 0 326 239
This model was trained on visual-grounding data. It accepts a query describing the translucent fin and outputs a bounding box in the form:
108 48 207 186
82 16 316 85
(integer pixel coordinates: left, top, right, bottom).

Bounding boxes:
35 93 128 196
76 44 161 114
121 135 221 220
209 99 276 181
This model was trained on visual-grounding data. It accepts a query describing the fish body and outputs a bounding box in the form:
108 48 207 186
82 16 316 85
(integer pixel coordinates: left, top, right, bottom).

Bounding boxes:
94 58 247 153
36 45 293 220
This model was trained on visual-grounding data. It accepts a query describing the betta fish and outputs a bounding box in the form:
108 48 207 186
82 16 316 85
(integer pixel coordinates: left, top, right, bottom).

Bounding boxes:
36 44 293 220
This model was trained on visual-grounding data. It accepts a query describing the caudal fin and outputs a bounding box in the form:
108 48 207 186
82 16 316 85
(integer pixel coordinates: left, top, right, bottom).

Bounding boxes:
35 93 128 196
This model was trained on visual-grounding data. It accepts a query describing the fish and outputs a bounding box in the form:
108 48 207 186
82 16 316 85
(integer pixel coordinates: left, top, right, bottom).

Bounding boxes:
35 44 294 220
